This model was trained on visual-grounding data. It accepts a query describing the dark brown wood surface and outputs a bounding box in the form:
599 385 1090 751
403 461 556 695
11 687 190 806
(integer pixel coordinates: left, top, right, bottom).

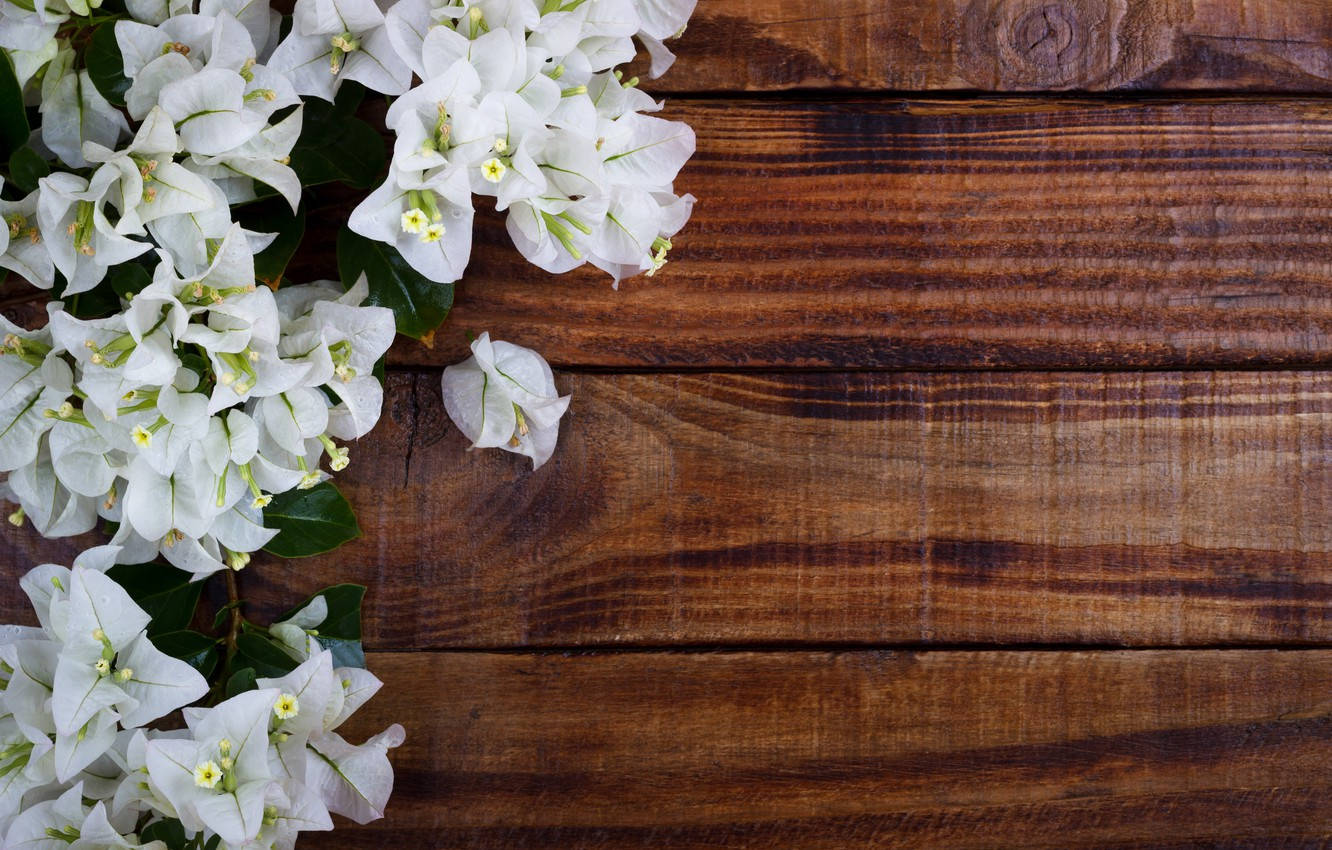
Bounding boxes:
8 0 1332 845
637 0 1332 93
237 369 1332 649
330 650 1332 848
303 98 1332 370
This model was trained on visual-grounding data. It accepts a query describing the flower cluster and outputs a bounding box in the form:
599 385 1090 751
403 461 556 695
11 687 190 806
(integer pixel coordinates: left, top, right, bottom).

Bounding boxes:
0 229 395 577
348 0 698 285
0 550 403 848
1 0 303 293
0 0 701 836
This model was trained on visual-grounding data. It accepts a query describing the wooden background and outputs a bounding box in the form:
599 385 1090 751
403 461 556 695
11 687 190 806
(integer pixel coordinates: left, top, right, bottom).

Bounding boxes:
12 0 1332 845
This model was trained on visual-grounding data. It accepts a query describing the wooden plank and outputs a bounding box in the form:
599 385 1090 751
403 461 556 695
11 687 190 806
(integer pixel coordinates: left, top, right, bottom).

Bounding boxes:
641 0 1332 93
289 98 1332 370
13 98 1332 370
335 649 1332 848
178 369 1332 649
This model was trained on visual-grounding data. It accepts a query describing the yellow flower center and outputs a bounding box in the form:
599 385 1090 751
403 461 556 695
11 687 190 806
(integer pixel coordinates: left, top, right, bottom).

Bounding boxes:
480 158 507 183
273 693 300 720
193 760 222 789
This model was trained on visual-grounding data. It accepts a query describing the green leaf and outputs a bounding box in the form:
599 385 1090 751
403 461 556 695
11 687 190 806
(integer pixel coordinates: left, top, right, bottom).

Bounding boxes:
279 584 366 667
106 562 205 636
234 197 305 287
150 630 220 678
140 819 190 850
262 481 361 558
289 85 385 190
212 599 243 632
235 632 298 677
106 261 152 300
7 146 48 194
337 226 453 339
60 278 122 319
225 667 257 698
0 52 28 161
86 24 132 107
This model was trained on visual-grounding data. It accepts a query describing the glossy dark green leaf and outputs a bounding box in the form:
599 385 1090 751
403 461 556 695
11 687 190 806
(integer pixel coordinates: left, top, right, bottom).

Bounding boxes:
0 53 26 160
225 667 257 698
262 481 361 558
289 85 385 190
234 197 305 287
212 599 243 632
337 226 453 339
278 583 366 667
235 632 298 677
61 278 123 319
150 630 220 678
107 562 205 637
7 146 48 194
86 23 132 107
140 819 189 850
106 261 152 300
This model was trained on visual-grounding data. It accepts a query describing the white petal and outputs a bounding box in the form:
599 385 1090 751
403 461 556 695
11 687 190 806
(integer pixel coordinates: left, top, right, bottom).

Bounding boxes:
115 633 210 728
305 725 404 823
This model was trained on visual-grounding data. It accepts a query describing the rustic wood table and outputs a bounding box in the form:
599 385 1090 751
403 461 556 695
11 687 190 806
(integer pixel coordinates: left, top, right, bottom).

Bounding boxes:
11 0 1332 846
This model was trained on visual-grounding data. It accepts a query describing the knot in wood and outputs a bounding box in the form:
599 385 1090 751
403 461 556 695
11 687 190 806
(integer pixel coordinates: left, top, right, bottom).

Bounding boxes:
962 0 1127 89
1009 4 1081 69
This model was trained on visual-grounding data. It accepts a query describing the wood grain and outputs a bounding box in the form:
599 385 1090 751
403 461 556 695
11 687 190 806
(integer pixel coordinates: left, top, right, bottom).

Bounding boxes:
642 0 1332 93
292 98 1332 370
148 369 1332 649
333 649 1332 848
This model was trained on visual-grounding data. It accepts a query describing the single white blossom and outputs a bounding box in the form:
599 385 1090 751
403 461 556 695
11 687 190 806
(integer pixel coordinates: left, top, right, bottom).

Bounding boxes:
442 332 570 468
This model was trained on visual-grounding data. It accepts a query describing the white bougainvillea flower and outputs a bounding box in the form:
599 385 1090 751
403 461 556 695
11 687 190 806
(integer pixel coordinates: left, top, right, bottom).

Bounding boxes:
156 68 266 158
116 14 230 100
0 701 56 824
269 596 328 661
47 419 120 501
48 306 179 419
51 567 208 737
441 332 571 469
632 0 695 76
83 107 214 237
36 173 151 295
38 48 130 169
201 0 280 56
145 688 280 845
506 192 607 275
125 0 192 25
4 443 98 538
0 782 140 849
0 317 70 472
598 110 695 190
145 177 236 275
587 69 662 121
262 650 403 825
305 723 405 824
304 277 396 437
0 16 59 87
468 92 550 210
383 61 488 178
269 0 410 100
590 188 694 283
421 24 526 93
187 106 304 213
349 166 474 283
122 453 216 543
0 182 56 289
